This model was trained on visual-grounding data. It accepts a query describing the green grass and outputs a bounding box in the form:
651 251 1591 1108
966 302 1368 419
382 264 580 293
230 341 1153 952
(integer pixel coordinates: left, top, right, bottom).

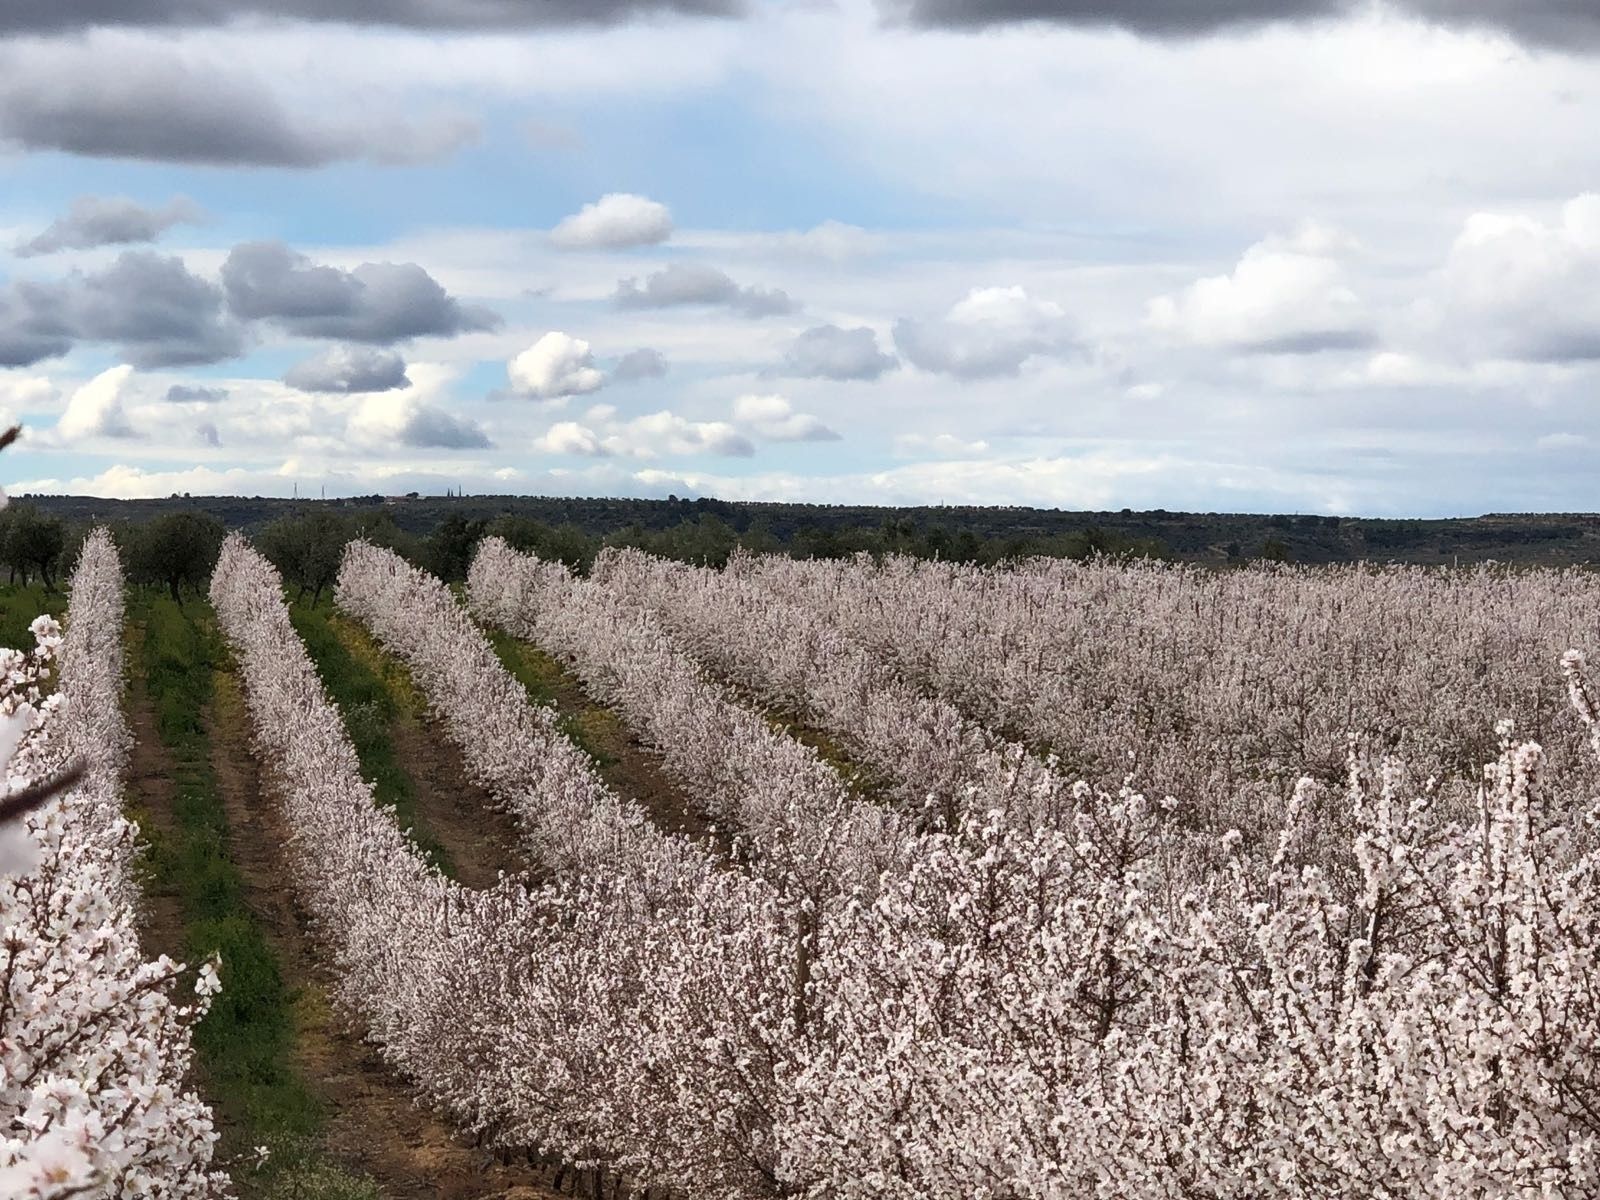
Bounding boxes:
0 581 63 654
287 597 454 876
130 590 377 1200
481 627 618 769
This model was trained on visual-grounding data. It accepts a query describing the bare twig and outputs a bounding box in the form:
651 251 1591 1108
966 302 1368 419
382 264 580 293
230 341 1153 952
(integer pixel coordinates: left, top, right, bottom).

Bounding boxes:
0 762 87 825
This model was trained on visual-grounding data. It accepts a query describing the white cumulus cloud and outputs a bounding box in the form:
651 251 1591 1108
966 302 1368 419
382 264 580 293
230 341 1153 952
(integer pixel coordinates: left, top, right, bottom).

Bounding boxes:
54 365 138 441
508 331 606 400
537 407 755 459
550 193 673 250
1147 223 1373 353
1426 193 1600 362
894 286 1078 379
348 363 489 449
0 375 57 411
732 393 841 442
538 420 610 456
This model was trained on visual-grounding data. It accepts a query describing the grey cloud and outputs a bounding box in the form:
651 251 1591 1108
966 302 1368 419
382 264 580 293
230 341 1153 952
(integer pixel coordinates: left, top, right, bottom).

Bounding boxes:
1519 331 1600 362
613 347 668 381
284 344 410 393
0 251 243 368
166 384 229 404
614 262 797 317
0 328 73 367
17 196 206 257
222 241 500 342
887 0 1600 46
0 0 1591 49
1382 1 1600 47
72 252 245 366
197 421 222 446
0 0 740 34
0 283 76 367
0 42 477 167
402 407 492 449
886 0 1344 35
785 422 840 443
1247 329 1377 355
778 324 897 381
1458 323 1600 365
223 242 361 318
893 314 1076 380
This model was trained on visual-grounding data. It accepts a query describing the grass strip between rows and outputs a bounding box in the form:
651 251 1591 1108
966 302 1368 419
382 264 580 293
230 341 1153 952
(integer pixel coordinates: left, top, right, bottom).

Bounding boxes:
288 596 455 877
129 590 377 1200
479 626 621 770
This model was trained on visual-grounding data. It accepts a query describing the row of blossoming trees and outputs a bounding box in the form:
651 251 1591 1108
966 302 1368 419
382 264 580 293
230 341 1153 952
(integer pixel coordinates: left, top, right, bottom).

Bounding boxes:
1 530 221 1197
704 551 1600 837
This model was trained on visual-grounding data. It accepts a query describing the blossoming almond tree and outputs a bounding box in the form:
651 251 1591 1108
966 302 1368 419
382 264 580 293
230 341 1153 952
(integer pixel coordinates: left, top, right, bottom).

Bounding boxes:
0 530 224 1199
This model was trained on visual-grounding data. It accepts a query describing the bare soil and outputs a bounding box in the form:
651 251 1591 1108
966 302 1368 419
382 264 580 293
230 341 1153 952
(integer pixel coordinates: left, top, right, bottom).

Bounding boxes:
387 707 529 889
121 631 190 965
320 610 533 888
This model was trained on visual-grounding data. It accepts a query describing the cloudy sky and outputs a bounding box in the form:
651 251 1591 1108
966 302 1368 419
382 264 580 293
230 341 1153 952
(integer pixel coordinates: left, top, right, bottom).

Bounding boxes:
1 0 1599 514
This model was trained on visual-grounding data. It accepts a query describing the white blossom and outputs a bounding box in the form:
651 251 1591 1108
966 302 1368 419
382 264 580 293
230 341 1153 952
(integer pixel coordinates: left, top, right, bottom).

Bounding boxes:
0 530 223 1197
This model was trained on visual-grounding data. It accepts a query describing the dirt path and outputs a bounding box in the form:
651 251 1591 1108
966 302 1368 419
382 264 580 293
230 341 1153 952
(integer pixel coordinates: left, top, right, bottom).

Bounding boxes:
125 602 570 1200
751 705 891 807
320 608 531 888
206 666 566 1200
122 632 191 969
387 708 528 889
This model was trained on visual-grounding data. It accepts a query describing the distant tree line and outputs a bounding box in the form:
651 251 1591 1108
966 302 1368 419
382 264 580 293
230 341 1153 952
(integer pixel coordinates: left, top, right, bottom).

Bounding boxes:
309 509 1173 581
0 502 1185 603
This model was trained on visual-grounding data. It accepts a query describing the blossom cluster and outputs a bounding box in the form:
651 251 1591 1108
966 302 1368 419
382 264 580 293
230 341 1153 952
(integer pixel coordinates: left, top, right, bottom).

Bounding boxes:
1 530 224 1199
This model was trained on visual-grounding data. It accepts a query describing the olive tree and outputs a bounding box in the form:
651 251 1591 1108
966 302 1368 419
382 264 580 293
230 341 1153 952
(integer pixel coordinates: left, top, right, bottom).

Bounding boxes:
125 511 226 603
257 510 350 603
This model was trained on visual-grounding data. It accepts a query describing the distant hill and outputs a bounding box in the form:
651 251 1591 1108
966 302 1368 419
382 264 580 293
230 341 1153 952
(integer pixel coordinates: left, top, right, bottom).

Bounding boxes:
17 492 1600 567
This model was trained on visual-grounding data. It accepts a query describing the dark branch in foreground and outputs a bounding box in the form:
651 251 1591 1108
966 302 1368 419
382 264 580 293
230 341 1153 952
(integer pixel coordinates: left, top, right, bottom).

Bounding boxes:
0 761 87 824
